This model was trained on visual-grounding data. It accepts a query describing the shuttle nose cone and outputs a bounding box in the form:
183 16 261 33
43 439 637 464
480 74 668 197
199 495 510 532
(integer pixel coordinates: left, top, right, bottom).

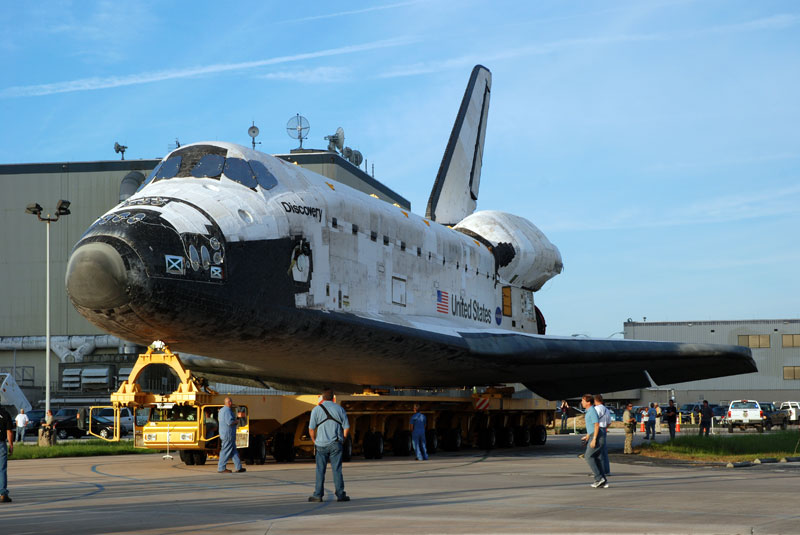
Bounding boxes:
66 242 130 309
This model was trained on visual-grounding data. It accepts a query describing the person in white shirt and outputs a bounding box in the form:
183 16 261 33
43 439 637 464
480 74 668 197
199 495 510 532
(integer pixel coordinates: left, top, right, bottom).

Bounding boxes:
593 395 611 475
14 410 29 443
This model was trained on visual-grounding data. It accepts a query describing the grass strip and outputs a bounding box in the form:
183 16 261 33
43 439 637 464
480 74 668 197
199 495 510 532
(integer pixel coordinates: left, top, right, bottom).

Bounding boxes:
10 440 159 460
639 431 800 462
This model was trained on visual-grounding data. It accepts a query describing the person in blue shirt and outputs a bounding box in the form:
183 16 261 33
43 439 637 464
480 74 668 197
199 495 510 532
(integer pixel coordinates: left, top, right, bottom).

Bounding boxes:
217 397 245 473
581 393 608 488
645 403 657 440
410 404 428 461
308 388 351 502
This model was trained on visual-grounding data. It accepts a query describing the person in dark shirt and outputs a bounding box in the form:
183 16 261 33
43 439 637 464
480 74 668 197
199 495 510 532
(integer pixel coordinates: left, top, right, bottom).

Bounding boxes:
699 400 713 436
663 399 678 440
0 405 14 502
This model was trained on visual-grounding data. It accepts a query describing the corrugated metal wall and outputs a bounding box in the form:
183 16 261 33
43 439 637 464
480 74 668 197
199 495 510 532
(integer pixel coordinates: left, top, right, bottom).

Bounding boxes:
625 320 800 391
0 160 158 336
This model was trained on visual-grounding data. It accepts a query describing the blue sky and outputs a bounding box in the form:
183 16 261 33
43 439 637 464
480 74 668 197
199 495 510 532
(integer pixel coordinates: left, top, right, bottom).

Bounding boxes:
1 1 798 337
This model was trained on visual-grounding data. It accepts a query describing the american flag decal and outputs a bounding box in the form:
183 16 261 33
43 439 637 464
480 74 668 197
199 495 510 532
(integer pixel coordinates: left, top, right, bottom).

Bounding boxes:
436 290 449 314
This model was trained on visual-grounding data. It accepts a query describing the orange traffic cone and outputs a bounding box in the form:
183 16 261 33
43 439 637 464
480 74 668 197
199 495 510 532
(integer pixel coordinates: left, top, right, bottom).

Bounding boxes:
676 415 681 433
640 419 645 432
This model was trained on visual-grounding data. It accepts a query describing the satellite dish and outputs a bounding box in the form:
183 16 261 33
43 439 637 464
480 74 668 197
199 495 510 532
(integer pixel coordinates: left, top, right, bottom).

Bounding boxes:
114 142 127 160
248 121 261 150
350 150 363 167
286 114 310 149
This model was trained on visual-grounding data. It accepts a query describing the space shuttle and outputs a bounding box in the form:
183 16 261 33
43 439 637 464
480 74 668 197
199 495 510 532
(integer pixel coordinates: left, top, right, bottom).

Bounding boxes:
65 65 756 399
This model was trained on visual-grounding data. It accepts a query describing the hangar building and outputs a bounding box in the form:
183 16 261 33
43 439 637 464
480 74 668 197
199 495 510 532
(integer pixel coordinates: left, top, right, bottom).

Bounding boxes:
624 319 800 407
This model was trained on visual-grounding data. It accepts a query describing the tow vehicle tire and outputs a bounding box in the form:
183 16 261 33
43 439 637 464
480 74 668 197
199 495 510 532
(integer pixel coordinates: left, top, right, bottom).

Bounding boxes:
479 428 496 450
425 429 438 454
530 424 547 446
193 450 207 465
180 450 196 465
782 420 788 430
514 426 531 447
99 427 111 439
393 431 412 456
765 421 772 431
57 428 68 440
342 437 353 462
253 435 267 465
757 425 764 433
500 427 515 448
728 424 734 433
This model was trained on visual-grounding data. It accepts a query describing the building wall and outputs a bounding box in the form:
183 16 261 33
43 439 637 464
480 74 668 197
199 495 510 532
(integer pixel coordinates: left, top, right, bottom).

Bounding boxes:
0 161 159 338
624 319 800 405
0 160 158 393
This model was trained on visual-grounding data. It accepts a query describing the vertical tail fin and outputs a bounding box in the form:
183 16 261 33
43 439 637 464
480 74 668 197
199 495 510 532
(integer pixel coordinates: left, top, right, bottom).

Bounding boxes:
425 65 491 225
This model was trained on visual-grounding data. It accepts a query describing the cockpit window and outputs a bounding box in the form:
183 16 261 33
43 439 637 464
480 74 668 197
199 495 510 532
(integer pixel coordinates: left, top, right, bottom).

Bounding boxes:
223 158 257 189
136 145 279 192
137 161 163 192
250 160 278 190
153 156 181 182
191 154 225 178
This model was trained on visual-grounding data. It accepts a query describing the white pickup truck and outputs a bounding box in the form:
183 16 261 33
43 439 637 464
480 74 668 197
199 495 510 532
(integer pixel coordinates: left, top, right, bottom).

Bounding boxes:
727 400 764 433
780 401 800 424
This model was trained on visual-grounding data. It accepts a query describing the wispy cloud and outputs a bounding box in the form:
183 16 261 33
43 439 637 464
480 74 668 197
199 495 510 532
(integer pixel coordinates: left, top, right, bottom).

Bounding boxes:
547 183 800 232
257 66 350 83
278 0 428 24
378 13 800 78
0 37 415 98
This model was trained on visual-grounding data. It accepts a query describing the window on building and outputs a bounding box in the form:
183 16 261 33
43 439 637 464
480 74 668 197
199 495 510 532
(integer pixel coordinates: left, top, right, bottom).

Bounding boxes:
783 366 800 380
782 334 800 347
738 334 770 348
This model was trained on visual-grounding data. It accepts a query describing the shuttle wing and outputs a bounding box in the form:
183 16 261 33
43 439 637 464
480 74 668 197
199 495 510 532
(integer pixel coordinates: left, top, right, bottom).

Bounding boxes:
426 65 491 226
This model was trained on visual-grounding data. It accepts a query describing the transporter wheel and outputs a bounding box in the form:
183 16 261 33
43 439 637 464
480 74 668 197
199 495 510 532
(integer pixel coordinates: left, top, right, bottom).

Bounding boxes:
373 432 384 459
180 450 196 466
444 429 462 451
193 450 207 465
362 432 375 459
393 431 412 456
479 428 496 450
530 425 547 446
499 427 515 448
272 433 286 462
425 429 438 454
342 437 353 462
515 426 531 447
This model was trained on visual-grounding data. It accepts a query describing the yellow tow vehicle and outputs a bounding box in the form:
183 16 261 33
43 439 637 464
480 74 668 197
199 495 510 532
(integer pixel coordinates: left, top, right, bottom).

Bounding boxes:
86 341 555 465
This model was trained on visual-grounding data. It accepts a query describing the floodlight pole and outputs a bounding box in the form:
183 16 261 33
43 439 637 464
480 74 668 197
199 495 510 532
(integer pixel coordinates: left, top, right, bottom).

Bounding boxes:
27 201 70 414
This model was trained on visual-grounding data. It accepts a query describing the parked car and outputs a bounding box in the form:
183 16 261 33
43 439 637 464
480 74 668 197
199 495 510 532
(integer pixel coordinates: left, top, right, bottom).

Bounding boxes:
711 405 727 425
607 407 624 422
96 407 134 433
779 401 800 424
24 409 46 432
758 402 789 430
727 400 763 433
53 414 126 440
679 403 718 422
